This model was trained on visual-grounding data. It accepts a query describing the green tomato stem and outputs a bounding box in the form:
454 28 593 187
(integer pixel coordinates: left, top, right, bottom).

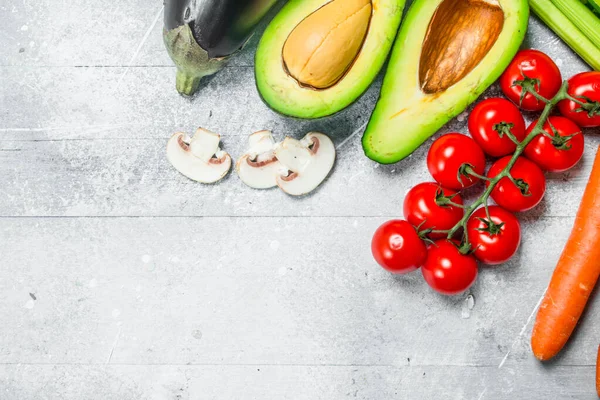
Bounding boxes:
464 165 491 181
525 87 552 105
446 81 571 250
484 202 492 221
505 130 522 145
565 93 587 107
429 230 449 235
447 200 467 209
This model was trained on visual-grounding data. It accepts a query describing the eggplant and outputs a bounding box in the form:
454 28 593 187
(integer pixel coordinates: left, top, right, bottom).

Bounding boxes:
164 0 278 96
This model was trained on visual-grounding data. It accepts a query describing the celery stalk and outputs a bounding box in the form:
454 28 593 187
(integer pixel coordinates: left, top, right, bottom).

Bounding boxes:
530 0 600 71
552 0 600 47
585 0 600 15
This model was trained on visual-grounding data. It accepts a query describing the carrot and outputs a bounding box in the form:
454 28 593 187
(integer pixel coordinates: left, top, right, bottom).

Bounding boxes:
531 145 600 361
596 345 600 397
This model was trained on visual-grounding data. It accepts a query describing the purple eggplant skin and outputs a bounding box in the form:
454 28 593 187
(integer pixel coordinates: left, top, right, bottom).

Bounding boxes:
164 0 278 96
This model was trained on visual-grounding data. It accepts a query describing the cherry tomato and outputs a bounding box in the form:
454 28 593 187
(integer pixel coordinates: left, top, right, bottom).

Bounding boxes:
427 133 486 190
558 72 600 128
524 116 584 172
466 206 521 265
468 98 527 157
499 50 562 111
371 220 427 274
487 156 546 212
403 182 464 239
421 240 478 295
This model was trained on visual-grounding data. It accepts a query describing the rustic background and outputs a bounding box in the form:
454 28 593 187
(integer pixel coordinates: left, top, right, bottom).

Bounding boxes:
1 1 598 399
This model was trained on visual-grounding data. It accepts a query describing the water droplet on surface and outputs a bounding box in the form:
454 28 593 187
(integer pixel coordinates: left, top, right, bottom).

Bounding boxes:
461 294 475 319
192 330 203 340
457 111 469 122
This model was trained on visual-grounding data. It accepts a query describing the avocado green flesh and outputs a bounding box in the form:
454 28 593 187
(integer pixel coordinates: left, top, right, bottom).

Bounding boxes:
362 0 529 164
255 0 405 119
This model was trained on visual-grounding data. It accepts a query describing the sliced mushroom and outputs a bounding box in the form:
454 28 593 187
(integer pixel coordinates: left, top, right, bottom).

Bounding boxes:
236 130 282 189
166 128 231 183
274 132 335 196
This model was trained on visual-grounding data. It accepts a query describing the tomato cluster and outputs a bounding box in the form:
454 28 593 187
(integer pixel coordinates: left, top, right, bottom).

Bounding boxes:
372 50 599 296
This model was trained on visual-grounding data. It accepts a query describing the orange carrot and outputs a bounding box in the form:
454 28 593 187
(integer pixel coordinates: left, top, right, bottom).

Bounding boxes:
532 146 600 361
596 345 600 397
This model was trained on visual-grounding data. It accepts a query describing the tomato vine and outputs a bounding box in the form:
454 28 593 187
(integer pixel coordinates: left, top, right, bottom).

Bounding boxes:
430 80 595 254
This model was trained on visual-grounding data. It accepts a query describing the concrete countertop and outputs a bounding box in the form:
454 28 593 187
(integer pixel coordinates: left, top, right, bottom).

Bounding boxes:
1 1 598 399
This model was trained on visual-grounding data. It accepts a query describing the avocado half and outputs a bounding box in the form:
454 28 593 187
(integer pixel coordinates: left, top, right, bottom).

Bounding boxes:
362 0 529 164
255 0 406 119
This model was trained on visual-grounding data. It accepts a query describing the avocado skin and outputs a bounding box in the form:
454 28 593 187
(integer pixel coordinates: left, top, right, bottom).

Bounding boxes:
362 0 529 164
255 0 406 119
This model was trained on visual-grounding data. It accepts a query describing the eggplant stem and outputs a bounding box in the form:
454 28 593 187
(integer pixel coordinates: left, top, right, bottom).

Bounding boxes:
176 71 203 97
164 24 229 96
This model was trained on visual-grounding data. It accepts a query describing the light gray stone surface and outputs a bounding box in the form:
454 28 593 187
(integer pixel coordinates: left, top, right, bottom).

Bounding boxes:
1 0 599 399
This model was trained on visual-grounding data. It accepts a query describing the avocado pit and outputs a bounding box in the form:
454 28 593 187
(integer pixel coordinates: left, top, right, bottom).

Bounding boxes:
282 0 373 89
419 0 504 94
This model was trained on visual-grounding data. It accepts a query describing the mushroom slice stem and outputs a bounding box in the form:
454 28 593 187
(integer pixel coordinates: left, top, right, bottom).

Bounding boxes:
236 130 282 189
274 132 336 196
166 128 231 183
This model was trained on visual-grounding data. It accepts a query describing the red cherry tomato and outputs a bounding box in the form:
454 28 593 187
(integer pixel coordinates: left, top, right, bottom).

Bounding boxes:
403 182 464 239
468 98 527 157
466 206 521 265
421 240 478 295
427 133 486 190
558 72 600 128
487 156 546 212
371 220 427 274
499 49 562 111
524 116 584 172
